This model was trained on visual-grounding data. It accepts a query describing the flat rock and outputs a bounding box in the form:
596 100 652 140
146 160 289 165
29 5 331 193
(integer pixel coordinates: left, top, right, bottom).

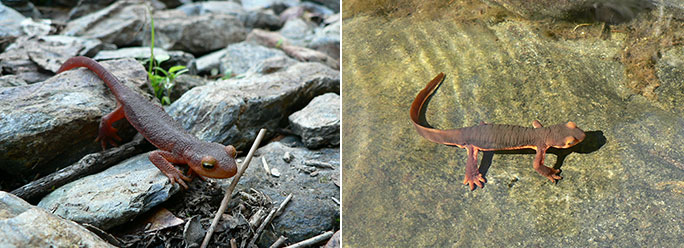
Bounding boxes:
195 49 227 75
61 1 147 47
166 61 339 150
279 18 314 47
289 92 340 148
225 137 339 246
151 10 247 54
0 75 28 87
38 152 179 230
0 58 148 180
0 191 114 247
219 41 287 75
309 18 340 60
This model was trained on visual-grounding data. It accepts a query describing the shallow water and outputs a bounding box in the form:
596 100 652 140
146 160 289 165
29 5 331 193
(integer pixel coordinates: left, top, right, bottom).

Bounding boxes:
342 5 684 247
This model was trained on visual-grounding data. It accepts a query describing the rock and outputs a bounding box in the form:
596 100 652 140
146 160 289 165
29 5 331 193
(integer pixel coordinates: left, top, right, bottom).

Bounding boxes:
0 59 148 180
226 138 339 246
166 61 339 150
308 0 339 12
0 75 27 87
240 0 300 12
67 0 115 20
279 18 314 47
480 0 654 22
0 191 114 247
219 41 287 75
176 1 245 17
0 2 28 40
289 93 340 148
38 152 180 230
169 74 208 102
0 35 111 80
325 230 341 248
309 18 340 60
246 29 339 69
241 9 283 30
61 1 147 47
93 47 197 75
342 13 684 247
245 56 298 75
150 10 247 55
195 49 227 75
1 0 40 19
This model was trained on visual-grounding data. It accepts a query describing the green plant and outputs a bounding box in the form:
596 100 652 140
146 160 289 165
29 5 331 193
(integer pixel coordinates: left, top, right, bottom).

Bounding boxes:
146 7 188 105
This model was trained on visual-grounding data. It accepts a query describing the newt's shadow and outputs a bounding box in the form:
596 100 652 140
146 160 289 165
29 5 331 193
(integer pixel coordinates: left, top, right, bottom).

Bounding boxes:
477 130 606 178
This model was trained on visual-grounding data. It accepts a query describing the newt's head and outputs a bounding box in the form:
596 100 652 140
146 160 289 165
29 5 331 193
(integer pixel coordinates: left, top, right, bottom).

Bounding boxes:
187 143 238 179
548 121 586 149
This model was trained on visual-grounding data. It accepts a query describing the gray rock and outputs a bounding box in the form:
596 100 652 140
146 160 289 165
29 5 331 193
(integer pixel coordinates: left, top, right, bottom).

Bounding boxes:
0 75 27 87
38 152 180 230
0 35 110 79
309 18 340 60
0 191 114 247
176 1 245 17
150 10 247 54
0 59 148 179
246 29 339 69
169 74 209 102
166 61 339 150
219 41 287 75
195 48 227 75
289 93 340 148
1 0 40 19
240 0 300 11
61 1 147 47
279 18 314 47
241 9 283 30
225 138 339 246
307 0 339 12
0 2 28 38
93 47 197 75
67 0 116 20
245 55 298 75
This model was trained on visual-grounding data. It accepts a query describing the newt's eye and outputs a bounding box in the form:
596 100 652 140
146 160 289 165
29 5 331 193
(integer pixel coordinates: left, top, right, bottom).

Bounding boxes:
201 156 217 169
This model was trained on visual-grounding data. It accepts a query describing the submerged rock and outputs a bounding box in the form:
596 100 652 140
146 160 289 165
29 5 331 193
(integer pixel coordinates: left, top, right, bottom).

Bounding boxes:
0 191 114 247
289 92 340 148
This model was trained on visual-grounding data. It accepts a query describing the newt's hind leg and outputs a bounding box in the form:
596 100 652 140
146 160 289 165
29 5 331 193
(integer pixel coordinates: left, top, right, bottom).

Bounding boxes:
96 103 124 150
463 145 486 190
533 147 562 182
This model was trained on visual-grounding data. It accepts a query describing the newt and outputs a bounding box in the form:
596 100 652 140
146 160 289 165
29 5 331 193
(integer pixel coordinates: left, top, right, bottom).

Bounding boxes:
57 56 237 189
410 73 586 190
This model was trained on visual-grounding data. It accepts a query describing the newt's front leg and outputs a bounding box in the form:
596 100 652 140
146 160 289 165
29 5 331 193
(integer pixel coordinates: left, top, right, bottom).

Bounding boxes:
463 145 486 190
149 150 192 189
533 147 562 182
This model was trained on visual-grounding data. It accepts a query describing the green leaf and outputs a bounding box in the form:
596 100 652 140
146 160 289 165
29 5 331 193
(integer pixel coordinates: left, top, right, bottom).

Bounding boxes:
168 65 187 74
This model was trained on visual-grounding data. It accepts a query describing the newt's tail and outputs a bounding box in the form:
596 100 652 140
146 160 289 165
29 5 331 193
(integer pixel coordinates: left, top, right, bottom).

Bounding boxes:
409 73 464 146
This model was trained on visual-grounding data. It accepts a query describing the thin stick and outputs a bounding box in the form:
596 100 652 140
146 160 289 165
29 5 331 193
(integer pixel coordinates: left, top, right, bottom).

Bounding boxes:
248 193 293 247
200 129 267 248
284 231 334 248
269 236 287 248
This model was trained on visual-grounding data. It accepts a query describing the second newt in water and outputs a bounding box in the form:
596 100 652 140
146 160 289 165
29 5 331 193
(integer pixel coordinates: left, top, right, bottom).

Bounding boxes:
410 73 586 190
57 56 238 189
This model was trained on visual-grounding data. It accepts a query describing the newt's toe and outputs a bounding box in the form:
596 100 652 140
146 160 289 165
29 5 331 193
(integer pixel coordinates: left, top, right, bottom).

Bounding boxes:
463 173 487 190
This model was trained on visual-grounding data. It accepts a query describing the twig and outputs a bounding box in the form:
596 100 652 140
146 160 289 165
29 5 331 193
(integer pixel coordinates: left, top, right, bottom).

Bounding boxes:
248 193 293 248
331 197 340 205
284 231 334 248
200 129 267 248
11 135 148 201
269 236 287 248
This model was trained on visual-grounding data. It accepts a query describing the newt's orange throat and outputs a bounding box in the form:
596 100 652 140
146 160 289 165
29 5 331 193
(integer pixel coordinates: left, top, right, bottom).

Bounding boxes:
58 56 238 189
409 73 586 190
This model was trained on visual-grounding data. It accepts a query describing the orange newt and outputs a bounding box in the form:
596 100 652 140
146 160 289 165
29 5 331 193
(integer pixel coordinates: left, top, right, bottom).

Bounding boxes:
410 73 586 190
57 56 237 189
